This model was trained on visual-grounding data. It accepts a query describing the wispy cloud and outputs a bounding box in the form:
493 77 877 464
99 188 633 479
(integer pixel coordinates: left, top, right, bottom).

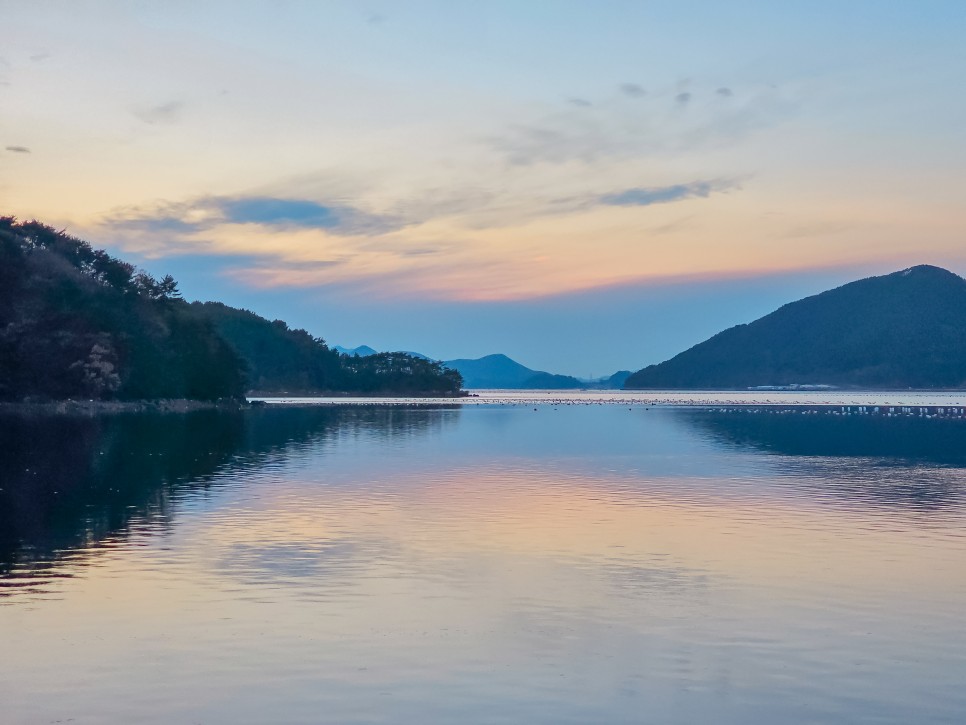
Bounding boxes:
396 176 740 232
567 97 592 107
225 260 348 289
486 84 795 166
215 196 396 233
92 174 744 302
487 118 628 166
619 83 646 98
599 179 736 207
5 145 30 153
716 87 733 97
104 194 403 242
132 100 185 125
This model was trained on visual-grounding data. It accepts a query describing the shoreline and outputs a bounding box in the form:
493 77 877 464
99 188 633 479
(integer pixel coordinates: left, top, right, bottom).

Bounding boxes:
246 390 470 399
0 391 470 417
0 398 247 417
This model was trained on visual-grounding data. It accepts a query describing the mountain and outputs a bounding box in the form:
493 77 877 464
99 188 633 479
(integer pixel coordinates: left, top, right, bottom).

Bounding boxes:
625 265 966 390
442 354 584 389
524 372 586 389
331 347 630 390
305 343 592 389
441 354 536 388
333 344 377 357
194 304 463 396
0 218 245 401
334 345 430 361
607 370 633 388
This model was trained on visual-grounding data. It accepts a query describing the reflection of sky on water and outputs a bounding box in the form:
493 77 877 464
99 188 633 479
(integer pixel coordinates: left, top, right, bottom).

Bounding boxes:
1 405 965 724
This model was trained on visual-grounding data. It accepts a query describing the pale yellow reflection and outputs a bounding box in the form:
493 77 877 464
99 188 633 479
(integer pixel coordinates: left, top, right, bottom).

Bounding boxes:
190 469 966 600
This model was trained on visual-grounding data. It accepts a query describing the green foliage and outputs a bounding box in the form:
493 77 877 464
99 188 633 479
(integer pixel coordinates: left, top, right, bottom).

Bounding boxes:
625 265 966 390
341 352 464 395
0 218 245 401
193 303 464 395
192 302 345 393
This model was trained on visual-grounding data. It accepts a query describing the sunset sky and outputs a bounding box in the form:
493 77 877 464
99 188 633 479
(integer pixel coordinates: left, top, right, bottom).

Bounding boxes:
3 1 965 376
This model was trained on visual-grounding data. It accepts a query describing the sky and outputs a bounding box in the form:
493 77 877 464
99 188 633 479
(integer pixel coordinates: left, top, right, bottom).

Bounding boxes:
2 1 965 376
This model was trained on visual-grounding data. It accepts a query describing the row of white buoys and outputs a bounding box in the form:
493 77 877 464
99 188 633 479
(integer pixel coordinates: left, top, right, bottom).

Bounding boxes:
704 404 966 418
257 393 966 411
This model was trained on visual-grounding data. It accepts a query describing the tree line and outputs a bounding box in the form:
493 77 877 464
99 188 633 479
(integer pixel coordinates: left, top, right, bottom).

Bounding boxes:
0 218 463 401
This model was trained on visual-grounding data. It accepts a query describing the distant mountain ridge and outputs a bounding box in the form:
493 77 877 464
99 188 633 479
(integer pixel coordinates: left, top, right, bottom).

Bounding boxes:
333 344 377 357
625 265 966 390
334 345 431 361
439 355 636 389
334 345 631 389
438 354 578 389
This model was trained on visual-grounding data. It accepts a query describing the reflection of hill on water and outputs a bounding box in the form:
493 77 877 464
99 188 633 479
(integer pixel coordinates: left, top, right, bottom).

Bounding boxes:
686 410 966 462
0 406 458 580
683 410 966 510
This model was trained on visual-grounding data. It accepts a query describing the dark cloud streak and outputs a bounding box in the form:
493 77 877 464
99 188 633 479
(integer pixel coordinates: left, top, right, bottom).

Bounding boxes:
215 196 400 234
105 195 403 239
599 179 736 207
219 197 341 228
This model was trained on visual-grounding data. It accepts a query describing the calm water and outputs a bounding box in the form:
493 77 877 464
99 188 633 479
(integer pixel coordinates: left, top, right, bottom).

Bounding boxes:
256 389 966 407
1 403 965 724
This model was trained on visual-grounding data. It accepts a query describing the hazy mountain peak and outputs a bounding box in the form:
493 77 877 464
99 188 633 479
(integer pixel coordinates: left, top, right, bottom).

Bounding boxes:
893 264 961 280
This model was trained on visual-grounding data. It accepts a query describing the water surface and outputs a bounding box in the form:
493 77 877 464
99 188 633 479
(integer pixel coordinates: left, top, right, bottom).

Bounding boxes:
1 403 964 724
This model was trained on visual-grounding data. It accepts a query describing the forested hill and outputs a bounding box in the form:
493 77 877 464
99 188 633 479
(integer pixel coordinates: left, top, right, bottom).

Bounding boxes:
0 218 245 401
625 265 966 390
0 218 463 401
193 302 464 395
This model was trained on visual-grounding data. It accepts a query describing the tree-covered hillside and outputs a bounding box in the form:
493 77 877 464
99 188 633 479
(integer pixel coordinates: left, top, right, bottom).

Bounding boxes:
194 302 464 395
191 302 344 393
625 265 966 390
0 218 463 401
0 218 245 401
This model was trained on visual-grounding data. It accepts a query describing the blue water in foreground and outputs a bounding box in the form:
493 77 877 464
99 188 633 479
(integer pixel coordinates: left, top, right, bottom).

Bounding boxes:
1 402 965 724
